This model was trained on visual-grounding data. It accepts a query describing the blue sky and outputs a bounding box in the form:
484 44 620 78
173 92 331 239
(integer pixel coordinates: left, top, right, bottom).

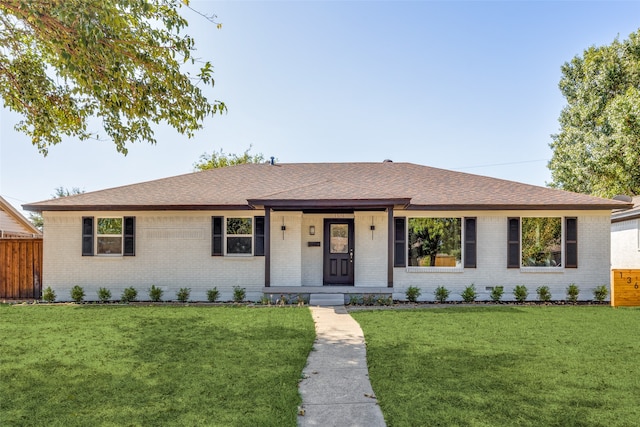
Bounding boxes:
2 1 640 214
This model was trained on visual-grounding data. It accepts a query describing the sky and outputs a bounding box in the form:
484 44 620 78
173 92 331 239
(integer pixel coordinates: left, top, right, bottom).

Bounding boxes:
2 0 640 215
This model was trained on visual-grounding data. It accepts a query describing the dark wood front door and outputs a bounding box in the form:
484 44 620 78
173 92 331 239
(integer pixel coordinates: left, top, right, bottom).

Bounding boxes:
323 219 354 285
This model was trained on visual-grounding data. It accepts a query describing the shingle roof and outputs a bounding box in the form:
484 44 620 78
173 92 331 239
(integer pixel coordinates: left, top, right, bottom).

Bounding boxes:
611 195 640 222
22 162 630 212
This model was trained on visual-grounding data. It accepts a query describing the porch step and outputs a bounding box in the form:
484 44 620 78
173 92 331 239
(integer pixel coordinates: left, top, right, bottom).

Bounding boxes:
309 293 345 306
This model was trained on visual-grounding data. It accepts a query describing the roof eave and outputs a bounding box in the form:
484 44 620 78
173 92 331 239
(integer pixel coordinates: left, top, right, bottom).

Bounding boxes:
247 198 412 210
22 204 254 212
406 203 631 211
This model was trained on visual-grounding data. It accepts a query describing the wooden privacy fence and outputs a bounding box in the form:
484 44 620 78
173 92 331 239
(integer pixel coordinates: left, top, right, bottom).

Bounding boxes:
0 239 42 299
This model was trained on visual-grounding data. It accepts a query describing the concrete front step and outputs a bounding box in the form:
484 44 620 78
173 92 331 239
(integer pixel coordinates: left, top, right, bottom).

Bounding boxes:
309 293 345 306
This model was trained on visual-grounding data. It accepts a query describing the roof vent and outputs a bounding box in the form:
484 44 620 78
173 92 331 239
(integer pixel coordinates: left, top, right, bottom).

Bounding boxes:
613 195 633 203
383 159 393 163
270 156 275 165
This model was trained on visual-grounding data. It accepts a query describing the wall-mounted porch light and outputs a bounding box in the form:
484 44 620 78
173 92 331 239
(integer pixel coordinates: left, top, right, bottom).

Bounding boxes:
309 225 315 236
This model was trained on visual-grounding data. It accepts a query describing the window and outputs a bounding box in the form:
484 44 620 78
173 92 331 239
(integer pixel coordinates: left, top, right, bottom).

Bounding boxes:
521 217 561 267
97 218 123 255
226 217 252 254
212 216 264 256
81 216 135 256
408 218 461 267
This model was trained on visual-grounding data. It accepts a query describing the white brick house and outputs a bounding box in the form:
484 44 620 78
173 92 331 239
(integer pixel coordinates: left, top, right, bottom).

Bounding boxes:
23 162 629 302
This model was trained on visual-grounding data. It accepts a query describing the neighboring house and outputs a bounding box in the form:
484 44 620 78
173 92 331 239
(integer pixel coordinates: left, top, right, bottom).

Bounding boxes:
0 195 41 238
23 162 629 302
611 195 640 269
1 196 43 300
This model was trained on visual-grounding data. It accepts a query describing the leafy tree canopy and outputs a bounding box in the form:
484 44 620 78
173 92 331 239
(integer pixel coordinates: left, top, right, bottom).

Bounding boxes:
0 0 225 155
548 29 640 197
193 145 267 171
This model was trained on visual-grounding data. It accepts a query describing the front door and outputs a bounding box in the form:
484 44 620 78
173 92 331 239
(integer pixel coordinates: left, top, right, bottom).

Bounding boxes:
323 219 354 285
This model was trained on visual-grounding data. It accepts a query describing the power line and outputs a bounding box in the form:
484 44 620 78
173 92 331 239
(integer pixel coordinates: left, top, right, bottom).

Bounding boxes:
451 158 549 170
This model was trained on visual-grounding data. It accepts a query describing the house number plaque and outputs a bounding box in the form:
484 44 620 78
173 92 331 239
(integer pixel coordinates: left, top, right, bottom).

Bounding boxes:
611 270 640 307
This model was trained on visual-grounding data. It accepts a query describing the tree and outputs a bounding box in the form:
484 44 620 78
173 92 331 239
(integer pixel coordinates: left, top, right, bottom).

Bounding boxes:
193 146 267 171
29 187 83 229
548 30 640 197
0 0 225 155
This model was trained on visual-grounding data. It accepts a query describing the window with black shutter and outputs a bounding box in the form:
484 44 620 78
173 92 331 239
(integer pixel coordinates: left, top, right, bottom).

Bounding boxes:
565 217 578 268
82 216 94 256
464 217 477 268
254 216 265 256
394 217 406 267
123 217 135 256
212 216 223 256
507 217 520 268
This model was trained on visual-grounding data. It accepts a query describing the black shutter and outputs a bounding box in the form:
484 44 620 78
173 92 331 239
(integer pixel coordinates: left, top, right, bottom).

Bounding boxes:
565 217 578 268
464 217 477 268
254 216 265 256
212 216 223 256
394 217 406 267
123 216 135 256
82 216 94 256
507 217 520 268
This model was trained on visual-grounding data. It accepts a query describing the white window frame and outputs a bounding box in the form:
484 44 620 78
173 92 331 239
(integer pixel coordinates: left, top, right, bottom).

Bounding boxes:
225 217 253 256
520 216 563 270
95 217 123 256
406 216 464 272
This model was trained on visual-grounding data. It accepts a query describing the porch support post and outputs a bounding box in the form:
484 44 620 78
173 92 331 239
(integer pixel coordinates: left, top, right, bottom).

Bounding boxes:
264 207 271 287
387 206 394 287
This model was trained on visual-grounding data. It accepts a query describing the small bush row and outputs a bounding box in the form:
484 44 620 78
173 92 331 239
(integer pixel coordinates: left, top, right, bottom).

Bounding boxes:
259 293 310 306
403 283 609 304
41 285 247 303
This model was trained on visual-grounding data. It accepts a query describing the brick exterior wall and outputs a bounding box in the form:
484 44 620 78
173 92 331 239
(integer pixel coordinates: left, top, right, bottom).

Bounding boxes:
43 211 264 302
43 209 612 302
393 210 612 302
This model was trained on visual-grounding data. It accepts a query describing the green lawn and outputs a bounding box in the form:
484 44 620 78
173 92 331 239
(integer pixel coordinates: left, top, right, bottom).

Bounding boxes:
352 306 640 427
0 305 315 427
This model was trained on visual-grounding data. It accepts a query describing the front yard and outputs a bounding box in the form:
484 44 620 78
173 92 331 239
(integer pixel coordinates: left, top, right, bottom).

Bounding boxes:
352 306 640 426
0 305 315 426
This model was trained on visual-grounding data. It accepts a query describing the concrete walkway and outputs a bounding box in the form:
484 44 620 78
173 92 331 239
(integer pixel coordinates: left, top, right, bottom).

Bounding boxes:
297 306 386 427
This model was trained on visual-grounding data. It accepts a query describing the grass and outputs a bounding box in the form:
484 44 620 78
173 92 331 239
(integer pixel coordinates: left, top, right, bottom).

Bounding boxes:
352 306 640 427
0 305 315 426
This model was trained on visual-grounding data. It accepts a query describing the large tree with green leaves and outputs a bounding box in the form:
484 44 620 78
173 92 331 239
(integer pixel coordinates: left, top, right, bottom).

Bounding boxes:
0 0 225 155
548 30 640 198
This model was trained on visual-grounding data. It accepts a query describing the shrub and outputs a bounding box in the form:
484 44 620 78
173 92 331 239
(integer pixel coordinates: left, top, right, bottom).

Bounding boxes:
363 294 376 306
97 287 111 303
42 286 56 303
593 285 609 303
233 286 246 302
70 285 85 303
461 284 478 303
405 286 421 303
148 285 163 302
176 287 191 303
513 285 528 303
566 284 580 304
349 294 361 305
536 285 552 303
490 286 504 302
120 287 138 303
376 295 393 306
434 286 450 303
259 295 271 305
207 287 220 303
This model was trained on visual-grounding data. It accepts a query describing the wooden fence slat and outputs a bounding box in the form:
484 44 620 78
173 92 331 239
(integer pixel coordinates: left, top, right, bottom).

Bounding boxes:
0 239 43 299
